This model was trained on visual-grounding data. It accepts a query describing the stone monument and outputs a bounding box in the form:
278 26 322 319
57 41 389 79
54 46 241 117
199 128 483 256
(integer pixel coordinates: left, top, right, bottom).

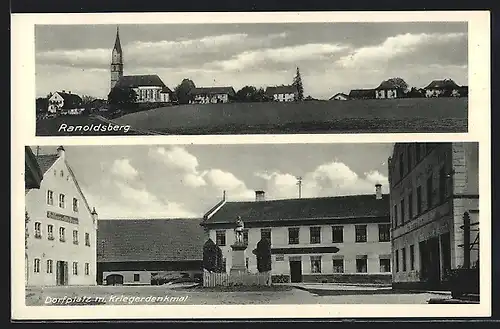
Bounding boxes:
230 216 248 274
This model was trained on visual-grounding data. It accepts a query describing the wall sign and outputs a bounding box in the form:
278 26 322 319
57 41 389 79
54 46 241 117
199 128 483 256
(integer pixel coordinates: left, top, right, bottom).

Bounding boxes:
47 211 79 224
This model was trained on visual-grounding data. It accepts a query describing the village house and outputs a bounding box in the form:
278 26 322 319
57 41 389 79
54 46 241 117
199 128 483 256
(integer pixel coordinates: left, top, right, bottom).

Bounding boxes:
374 80 404 99
424 79 465 98
97 218 204 285
388 142 479 290
348 89 375 100
265 85 298 102
329 93 350 101
201 188 392 284
189 87 236 104
109 27 172 104
47 91 83 115
25 146 98 286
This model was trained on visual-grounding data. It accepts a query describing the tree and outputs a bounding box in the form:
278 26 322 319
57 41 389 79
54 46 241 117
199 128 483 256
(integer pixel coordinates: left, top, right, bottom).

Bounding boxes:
292 67 304 101
406 87 425 98
253 237 272 273
36 97 48 112
235 86 257 102
174 78 196 105
202 239 219 272
386 77 409 92
107 87 137 108
81 95 97 106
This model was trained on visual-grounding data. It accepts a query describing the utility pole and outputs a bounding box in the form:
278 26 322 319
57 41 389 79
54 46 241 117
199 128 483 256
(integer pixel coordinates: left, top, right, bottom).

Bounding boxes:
296 176 302 199
36 146 40 156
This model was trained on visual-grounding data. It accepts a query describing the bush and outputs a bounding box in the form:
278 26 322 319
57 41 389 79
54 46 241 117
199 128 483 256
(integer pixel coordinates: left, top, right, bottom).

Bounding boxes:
271 275 290 283
255 238 272 272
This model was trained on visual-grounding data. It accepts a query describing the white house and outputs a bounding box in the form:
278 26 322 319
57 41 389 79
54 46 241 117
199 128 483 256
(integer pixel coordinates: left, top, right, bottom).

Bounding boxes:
48 91 83 114
190 87 236 104
424 79 463 98
265 86 298 102
25 146 98 286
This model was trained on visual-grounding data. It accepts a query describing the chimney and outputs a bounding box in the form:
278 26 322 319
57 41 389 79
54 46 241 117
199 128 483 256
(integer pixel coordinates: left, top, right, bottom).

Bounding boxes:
68 91 71 94
91 207 98 225
222 190 226 201
375 183 382 200
255 190 265 202
62 90 66 93
56 146 65 159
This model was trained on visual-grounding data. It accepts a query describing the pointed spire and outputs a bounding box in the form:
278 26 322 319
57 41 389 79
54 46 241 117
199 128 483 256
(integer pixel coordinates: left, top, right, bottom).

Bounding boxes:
113 26 122 53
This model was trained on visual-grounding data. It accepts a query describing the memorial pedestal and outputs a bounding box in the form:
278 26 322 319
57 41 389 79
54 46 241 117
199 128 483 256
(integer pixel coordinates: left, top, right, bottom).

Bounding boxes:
230 242 248 274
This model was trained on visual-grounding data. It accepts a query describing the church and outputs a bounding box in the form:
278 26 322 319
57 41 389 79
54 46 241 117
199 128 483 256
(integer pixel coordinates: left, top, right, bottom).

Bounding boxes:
110 27 172 104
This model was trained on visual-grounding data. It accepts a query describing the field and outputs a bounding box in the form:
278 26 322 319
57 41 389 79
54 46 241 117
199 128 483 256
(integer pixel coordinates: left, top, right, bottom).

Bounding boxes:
36 98 468 136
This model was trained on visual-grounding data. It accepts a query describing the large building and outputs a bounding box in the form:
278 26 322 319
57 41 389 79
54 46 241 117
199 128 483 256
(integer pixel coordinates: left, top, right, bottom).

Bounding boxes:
201 187 392 283
109 27 172 103
25 146 98 286
388 142 479 290
189 87 236 104
97 218 204 285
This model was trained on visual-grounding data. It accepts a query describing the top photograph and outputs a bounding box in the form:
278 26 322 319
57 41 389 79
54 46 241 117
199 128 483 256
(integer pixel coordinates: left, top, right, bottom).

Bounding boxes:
34 21 469 136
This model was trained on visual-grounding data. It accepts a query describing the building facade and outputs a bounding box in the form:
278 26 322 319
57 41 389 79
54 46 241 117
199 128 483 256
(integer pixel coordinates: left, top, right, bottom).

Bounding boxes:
25 146 98 286
97 219 204 285
47 91 83 114
388 142 479 290
265 86 298 102
190 87 236 104
424 79 464 98
201 188 392 284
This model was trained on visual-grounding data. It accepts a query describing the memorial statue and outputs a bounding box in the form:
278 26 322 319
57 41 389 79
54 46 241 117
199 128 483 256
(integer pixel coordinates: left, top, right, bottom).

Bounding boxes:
235 216 245 244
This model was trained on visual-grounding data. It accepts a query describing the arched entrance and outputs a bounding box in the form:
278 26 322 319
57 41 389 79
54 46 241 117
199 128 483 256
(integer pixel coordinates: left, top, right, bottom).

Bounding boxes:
106 274 124 285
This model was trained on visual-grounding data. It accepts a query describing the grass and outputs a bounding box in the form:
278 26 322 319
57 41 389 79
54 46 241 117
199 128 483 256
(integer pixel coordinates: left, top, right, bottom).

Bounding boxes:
36 98 468 136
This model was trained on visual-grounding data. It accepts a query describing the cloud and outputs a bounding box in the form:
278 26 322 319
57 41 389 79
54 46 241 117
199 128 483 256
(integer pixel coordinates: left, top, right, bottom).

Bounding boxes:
255 161 389 199
149 146 200 173
205 169 254 201
110 158 139 181
210 43 348 71
336 32 466 68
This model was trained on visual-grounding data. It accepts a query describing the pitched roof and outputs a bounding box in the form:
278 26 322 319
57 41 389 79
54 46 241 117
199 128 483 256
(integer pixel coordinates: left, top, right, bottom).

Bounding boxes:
348 89 375 98
113 26 122 53
189 87 236 96
265 85 298 95
114 75 167 89
97 218 205 262
35 154 60 175
203 194 390 225
329 93 349 100
424 79 460 90
25 147 43 189
56 92 83 108
376 80 402 90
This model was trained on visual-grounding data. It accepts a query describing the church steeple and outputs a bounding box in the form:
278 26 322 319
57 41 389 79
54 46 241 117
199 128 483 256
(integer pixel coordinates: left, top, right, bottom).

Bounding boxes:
110 26 124 90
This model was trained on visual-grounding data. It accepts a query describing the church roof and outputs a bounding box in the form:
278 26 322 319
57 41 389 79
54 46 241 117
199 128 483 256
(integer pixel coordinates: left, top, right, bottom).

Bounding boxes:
114 75 168 89
113 26 122 53
97 218 205 262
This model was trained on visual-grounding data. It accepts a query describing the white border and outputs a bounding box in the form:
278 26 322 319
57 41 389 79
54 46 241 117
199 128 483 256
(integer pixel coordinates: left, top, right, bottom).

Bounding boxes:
11 11 491 320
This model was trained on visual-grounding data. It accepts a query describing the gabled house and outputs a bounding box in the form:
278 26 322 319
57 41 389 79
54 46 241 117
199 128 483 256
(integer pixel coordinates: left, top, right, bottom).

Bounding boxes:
375 80 404 99
348 89 375 100
329 93 350 101
189 87 236 104
113 75 172 103
424 79 464 98
265 85 298 102
48 91 83 114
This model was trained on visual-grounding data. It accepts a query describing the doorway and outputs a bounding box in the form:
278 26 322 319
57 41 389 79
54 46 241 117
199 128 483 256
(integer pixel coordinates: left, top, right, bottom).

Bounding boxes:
420 237 441 289
289 260 302 283
56 261 68 286
106 274 124 286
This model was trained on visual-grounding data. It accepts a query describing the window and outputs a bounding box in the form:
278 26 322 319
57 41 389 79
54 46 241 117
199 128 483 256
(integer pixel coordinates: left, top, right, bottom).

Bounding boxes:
408 192 413 219
221 258 227 273
426 175 433 209
399 153 404 178
261 228 271 242
73 230 79 245
134 273 140 282
59 227 66 242
34 258 40 273
215 230 226 246
59 194 65 208
288 228 300 244
310 256 322 273
72 262 78 275
332 226 343 243
72 198 79 212
310 227 321 244
395 250 399 272
402 248 407 272
400 199 405 224
85 263 90 275
275 255 285 262
47 225 54 240
439 167 446 204
34 222 42 238
243 229 249 244
393 204 398 228
332 258 344 273
417 186 422 214
47 259 53 273
47 190 54 205
410 245 415 270
378 224 390 242
355 225 367 243
60 170 64 177
85 233 90 246
356 256 368 273
246 257 249 269
380 258 391 273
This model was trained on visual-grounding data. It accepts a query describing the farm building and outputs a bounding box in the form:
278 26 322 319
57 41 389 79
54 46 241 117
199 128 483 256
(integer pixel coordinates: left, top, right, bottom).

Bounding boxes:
189 87 236 104
265 85 298 102
47 91 83 114
424 79 465 98
329 93 350 101
348 89 375 100
97 218 205 285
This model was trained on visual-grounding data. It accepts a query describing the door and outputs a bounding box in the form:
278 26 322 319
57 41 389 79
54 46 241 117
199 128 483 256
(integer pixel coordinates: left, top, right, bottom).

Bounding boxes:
106 274 124 286
289 261 302 283
56 261 68 286
427 237 441 288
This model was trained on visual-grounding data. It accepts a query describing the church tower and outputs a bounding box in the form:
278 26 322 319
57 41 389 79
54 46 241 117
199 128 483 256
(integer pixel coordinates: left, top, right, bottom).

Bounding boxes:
110 26 124 90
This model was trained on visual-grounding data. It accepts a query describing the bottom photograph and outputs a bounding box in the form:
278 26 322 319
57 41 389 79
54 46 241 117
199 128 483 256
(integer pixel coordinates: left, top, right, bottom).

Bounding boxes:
24 142 479 306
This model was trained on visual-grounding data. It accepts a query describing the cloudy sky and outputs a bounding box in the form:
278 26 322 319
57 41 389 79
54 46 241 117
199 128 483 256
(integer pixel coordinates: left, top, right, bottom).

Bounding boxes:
32 143 394 219
35 22 468 99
